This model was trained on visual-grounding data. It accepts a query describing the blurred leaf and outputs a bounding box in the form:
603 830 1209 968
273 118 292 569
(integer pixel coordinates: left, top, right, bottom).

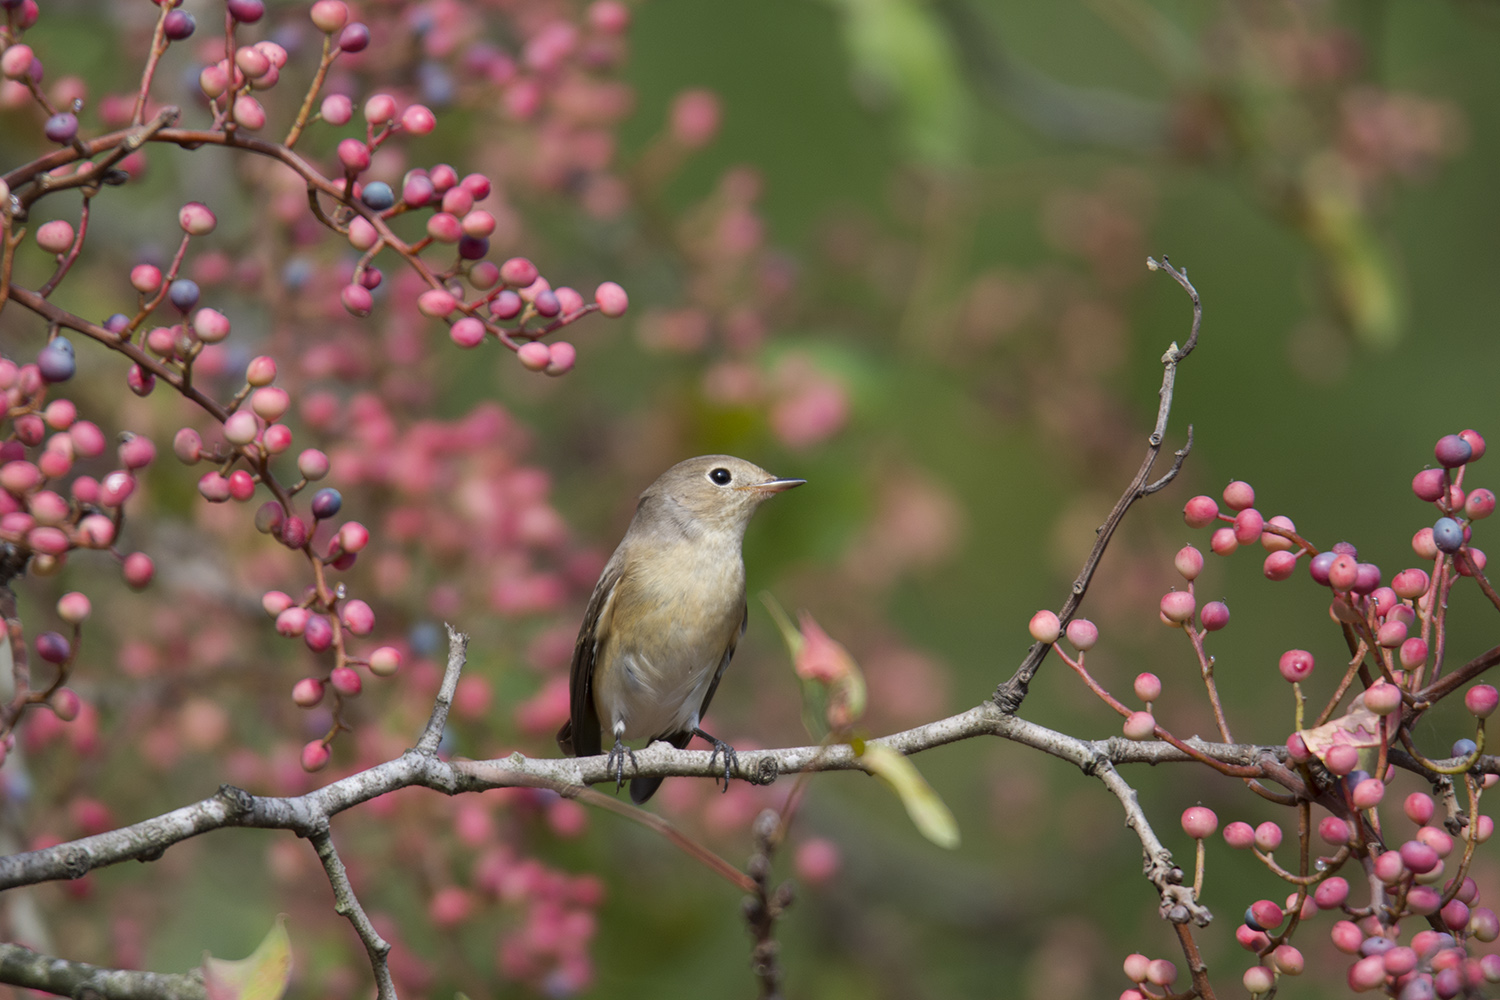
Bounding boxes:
1301 161 1405 349
823 0 971 165
202 914 291 1000
861 743 960 849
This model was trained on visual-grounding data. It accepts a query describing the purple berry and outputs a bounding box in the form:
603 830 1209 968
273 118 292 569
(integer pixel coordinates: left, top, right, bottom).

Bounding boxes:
163 9 195 39
1435 434 1473 469
43 112 78 144
458 235 489 260
227 0 265 22
1309 550 1337 585
310 487 343 520
37 337 76 382
338 22 370 51
35 631 71 664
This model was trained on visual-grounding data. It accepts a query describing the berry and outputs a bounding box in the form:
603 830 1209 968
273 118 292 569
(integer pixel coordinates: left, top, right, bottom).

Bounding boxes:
163 9 195 38
1278 649 1313 683
1432 517 1464 553
1174 545 1203 580
1181 806 1217 839
1466 684 1499 718
1435 434 1473 468
1159 591 1194 624
301 741 330 772
310 488 342 520
37 338 76 382
1123 711 1155 741
168 278 200 312
1182 495 1219 528
1027 610 1060 644
1133 672 1161 702
1200 601 1229 630
1223 821 1254 848
44 112 78 144
1414 468 1446 502
36 631 71 663
360 181 394 210
1065 618 1098 650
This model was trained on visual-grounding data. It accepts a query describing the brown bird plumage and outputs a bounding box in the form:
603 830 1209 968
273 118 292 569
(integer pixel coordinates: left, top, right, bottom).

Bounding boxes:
556 456 803 803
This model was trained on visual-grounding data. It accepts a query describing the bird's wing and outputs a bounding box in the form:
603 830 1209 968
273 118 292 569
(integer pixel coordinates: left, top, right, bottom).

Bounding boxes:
558 554 626 758
694 601 746 724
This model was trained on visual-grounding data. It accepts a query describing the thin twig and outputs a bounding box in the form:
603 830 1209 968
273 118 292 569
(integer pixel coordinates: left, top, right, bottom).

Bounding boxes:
309 828 395 1000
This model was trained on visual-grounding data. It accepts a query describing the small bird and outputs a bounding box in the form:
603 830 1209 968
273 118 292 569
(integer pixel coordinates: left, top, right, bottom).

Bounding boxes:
556 455 804 803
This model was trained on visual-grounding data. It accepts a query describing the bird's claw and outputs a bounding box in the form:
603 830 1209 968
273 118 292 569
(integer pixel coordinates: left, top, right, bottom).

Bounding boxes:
695 728 738 793
605 737 638 791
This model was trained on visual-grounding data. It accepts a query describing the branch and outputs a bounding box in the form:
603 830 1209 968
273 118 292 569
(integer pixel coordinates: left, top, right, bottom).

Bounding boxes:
993 256 1200 712
310 828 395 1000
0 943 204 1000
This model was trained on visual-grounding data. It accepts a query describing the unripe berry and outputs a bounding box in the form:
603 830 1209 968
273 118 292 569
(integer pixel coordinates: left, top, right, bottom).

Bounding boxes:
1327 553 1358 591
1352 777 1385 809
369 646 402 676
1123 954 1150 983
36 631 71 663
1209 526 1237 555
1278 649 1313 683
292 677 324 707
49 688 81 721
275 606 310 637
340 599 374 635
1314 876 1349 908
338 521 369 553
1392 567 1430 599
338 22 370 52
1399 636 1428 670
1183 495 1219 528
232 95 266 130
223 410 258 445
594 281 629 317
500 257 539 287
321 94 353 125
1174 545 1203 581
1376 620 1407 648
1325 744 1357 776
122 552 154 588
56 592 90 624
1261 514 1296 551
1122 711 1155 741
1466 684 1499 718
1263 550 1296 580
1064 618 1097 650
401 104 436 134
1200 601 1229 631
1233 507 1264 545
1159 591 1194 625
262 590 293 616
1467 488 1496 520
341 284 373 317
1028 610 1060 643
1254 821 1282 851
1365 680 1402 715
246 355 277 386
1144 959 1176 987
298 449 330 480
1181 806 1217 839
337 138 370 172
301 740 330 772
1222 481 1254 511
36 220 75 254
330 665 362 695
1223 821 1254 849
1133 672 1161 702
417 289 457 317
516 341 550 371
1401 840 1440 874
1318 816 1350 845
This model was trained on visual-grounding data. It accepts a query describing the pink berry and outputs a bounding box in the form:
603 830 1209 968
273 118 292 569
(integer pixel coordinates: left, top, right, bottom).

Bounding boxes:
1159 591 1195 624
1181 806 1218 839
130 263 162 293
1122 711 1155 741
1278 649 1313 683
1133 672 1161 703
298 449 330 481
338 521 369 553
1223 481 1255 511
1364 680 1401 715
401 104 436 134
1327 553 1358 591
1210 526 1238 555
1351 778 1385 809
1182 495 1219 528
544 341 576 376
1254 821 1282 851
1144 959 1176 987
1325 744 1357 775
1232 507 1263 545
304 614 334 652
1064 618 1097 650
1223 821 1254 849
1461 429 1487 460
450 317 486 348
1318 816 1350 845
36 220 75 254
122 552 154 589
56 591 91 624
1314 876 1349 908
1199 601 1229 631
1399 637 1428 671
1466 684 1499 718
369 646 402 676
1436 434 1473 468
262 591 293 616
1467 488 1496 520
1401 840 1440 874
1263 550 1296 580
301 741 330 772
330 665 362 695
341 599 375 635
500 257 538 287
1174 545 1204 580
49 688 81 721
516 341 550 371
1405 792 1436 825
1028 610 1060 643
246 355 277 386
292 677 325 707
1286 732 1311 761
1414 468 1447 502
275 607 310 637
341 284 373 317
594 281 629 317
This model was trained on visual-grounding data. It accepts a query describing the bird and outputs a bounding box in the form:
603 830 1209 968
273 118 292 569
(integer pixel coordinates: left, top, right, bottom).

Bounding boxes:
556 455 804 803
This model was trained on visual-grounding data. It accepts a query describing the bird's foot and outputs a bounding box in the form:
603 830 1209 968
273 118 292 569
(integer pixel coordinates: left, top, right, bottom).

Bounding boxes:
605 736 638 791
694 728 738 793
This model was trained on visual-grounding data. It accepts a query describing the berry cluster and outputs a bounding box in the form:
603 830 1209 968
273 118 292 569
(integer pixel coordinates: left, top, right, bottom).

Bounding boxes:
1033 429 1500 999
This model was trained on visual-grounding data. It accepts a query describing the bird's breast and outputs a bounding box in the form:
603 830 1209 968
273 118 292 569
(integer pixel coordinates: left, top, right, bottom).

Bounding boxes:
593 535 745 740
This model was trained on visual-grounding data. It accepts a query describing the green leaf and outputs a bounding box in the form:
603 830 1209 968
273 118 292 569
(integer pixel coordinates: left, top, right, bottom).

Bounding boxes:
202 914 292 1000
860 743 960 849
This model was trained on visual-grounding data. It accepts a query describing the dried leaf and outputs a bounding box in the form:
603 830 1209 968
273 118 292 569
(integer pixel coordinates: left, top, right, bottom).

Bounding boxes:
861 743 960 849
203 914 292 1000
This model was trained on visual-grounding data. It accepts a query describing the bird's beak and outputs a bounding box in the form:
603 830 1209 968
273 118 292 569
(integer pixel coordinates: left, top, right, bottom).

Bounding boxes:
744 477 805 494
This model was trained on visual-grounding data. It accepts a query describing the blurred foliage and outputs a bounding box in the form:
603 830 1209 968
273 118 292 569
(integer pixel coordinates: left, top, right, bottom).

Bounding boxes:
5 0 1500 998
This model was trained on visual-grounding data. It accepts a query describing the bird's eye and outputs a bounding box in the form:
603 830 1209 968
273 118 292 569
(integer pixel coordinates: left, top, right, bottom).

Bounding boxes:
708 467 733 486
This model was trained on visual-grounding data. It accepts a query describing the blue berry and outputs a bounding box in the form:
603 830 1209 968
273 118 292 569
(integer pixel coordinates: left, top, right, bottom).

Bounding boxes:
1243 906 1264 932
37 338 76 382
360 182 395 211
168 278 200 312
1452 738 1477 758
310 487 343 520
1433 517 1465 554
103 313 130 334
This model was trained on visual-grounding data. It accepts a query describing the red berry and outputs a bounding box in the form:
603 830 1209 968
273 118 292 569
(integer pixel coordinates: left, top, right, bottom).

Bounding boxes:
1278 649 1314 683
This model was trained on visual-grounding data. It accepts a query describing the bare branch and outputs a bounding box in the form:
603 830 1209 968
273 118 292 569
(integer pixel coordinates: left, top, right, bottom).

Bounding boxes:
310 828 396 1000
0 943 205 1000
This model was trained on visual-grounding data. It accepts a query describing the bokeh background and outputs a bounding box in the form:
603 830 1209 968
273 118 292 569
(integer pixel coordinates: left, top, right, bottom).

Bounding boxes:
4 0 1500 997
